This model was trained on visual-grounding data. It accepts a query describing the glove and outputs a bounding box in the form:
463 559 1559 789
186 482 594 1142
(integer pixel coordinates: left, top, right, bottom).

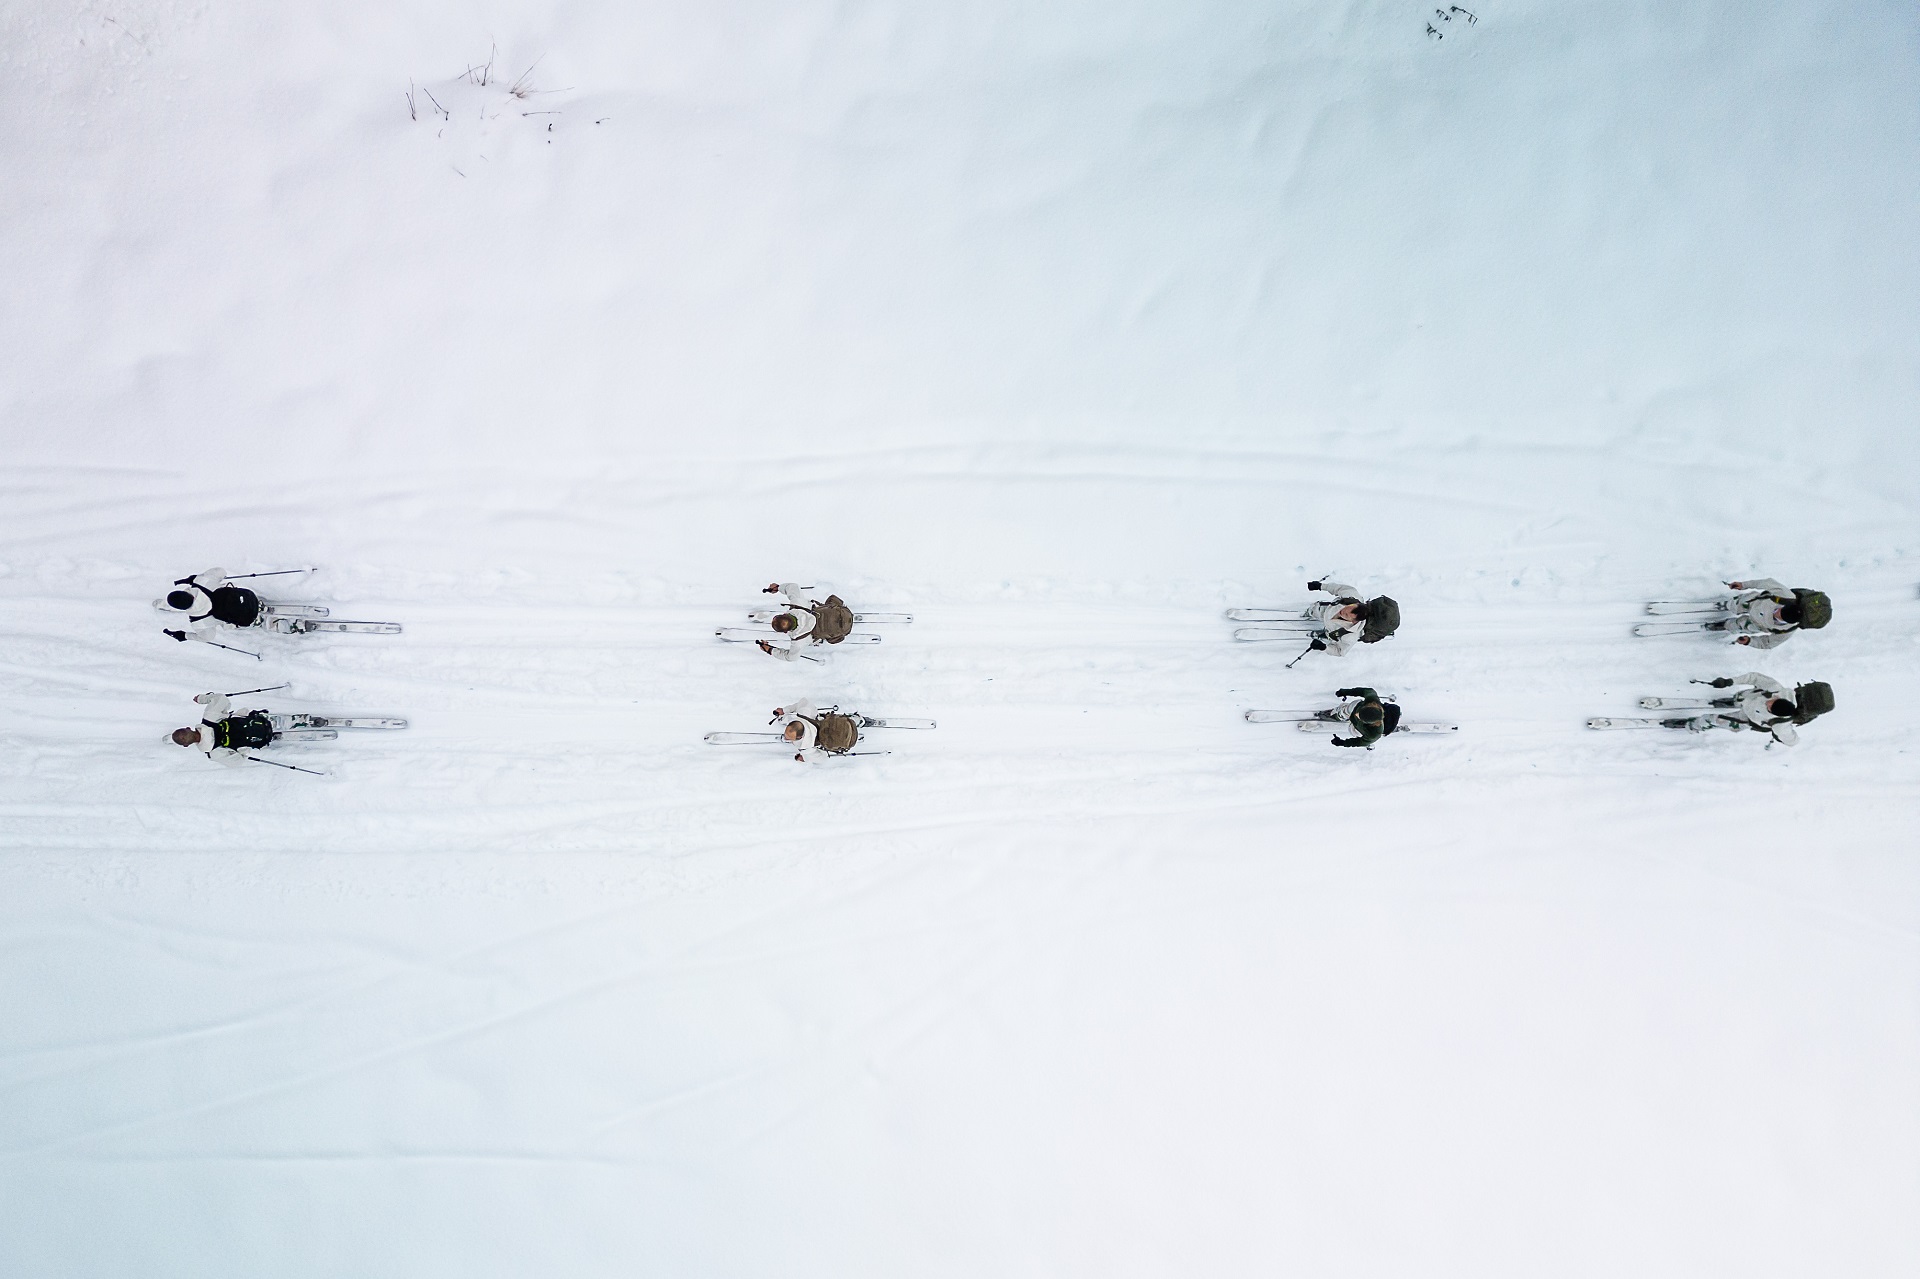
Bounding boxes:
1736 636 1751 645
166 629 188 642
757 640 774 654
1727 581 1744 589
193 692 214 705
1307 580 1323 592
1710 678 1733 688
1310 639 1326 651
1331 737 1363 747
1335 687 1362 698
764 583 781 594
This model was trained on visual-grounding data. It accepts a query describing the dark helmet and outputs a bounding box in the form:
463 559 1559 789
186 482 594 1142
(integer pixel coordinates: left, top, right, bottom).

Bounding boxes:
165 590 195 610
1791 589 1831 629
1359 596 1400 643
1791 681 1834 725
1353 701 1385 726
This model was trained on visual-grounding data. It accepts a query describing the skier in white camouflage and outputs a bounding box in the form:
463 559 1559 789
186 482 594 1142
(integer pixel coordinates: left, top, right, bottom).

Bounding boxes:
770 699 861 764
1659 672 1835 746
1709 578 1832 649
1301 579 1401 657
754 582 856 662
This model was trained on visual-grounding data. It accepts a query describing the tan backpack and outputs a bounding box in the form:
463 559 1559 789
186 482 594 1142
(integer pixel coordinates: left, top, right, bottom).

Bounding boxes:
811 595 855 644
804 713 860 754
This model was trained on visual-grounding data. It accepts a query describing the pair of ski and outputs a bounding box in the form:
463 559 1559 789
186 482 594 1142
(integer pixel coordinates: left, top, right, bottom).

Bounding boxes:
154 601 403 635
705 717 936 754
1589 693 1734 729
1634 598 1733 638
715 611 913 648
1244 710 1458 733
268 714 410 742
1225 608 1326 644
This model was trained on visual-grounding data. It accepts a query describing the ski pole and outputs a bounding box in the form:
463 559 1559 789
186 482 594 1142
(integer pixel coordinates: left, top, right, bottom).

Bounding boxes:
223 682 290 697
1283 641 1316 669
245 756 328 777
165 629 261 660
223 568 314 580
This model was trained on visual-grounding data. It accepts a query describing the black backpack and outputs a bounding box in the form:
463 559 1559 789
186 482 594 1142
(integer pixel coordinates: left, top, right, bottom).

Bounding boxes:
1791 682 1834 725
209 585 262 627
1381 702 1403 735
1791 589 1832 630
1360 596 1400 643
812 596 855 644
214 711 275 750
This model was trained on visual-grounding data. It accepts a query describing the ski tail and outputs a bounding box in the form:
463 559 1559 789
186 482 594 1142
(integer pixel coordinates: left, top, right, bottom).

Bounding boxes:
1234 628 1323 643
704 732 786 745
856 717 936 730
1645 600 1728 616
1586 717 1681 730
1226 608 1312 622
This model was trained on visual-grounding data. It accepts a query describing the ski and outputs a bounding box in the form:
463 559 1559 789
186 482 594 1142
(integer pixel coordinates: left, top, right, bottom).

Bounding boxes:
1633 621 1720 638
1645 600 1727 616
857 717 937 730
274 728 338 742
276 715 409 730
1244 710 1339 723
704 732 786 744
261 604 331 619
1226 608 1315 622
269 619 403 635
1637 697 1727 711
1586 717 1680 730
745 610 913 624
1296 719 1456 733
1233 627 1326 643
716 627 881 645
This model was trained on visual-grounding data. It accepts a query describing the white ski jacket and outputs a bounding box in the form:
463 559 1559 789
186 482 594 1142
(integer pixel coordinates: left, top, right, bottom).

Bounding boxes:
187 693 255 766
159 568 228 627
762 583 824 661
772 699 832 764
1303 581 1366 656
1720 578 1797 649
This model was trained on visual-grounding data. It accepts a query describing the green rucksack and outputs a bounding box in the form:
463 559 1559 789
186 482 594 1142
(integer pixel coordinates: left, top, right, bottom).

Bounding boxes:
1361 596 1400 643
812 595 855 644
1791 589 1832 630
807 713 860 754
1791 682 1834 725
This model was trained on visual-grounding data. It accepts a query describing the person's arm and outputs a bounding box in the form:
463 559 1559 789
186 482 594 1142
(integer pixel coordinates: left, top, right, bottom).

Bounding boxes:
1733 672 1786 695
194 693 232 719
1312 580 1357 598
1335 687 1377 701
1729 576 1787 594
1767 723 1799 747
191 568 227 590
1321 628 1360 656
1736 630 1789 649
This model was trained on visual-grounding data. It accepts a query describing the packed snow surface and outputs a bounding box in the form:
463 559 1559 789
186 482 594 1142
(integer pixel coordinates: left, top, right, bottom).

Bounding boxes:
2 1 1917 1275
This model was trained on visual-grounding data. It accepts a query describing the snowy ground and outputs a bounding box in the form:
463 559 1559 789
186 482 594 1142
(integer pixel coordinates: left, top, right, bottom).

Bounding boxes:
2 2 1918 1275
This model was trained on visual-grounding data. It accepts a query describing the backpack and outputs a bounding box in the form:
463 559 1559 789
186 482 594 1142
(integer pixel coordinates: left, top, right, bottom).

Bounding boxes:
812 595 855 644
214 711 275 750
1791 681 1834 725
807 713 860 754
1381 702 1403 735
209 585 261 627
1791 589 1832 630
1360 596 1400 643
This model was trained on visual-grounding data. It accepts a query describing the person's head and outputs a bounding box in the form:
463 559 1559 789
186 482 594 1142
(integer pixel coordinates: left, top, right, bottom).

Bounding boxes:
170 728 200 747
771 613 798 633
165 590 195 611
1780 602 1803 625
1353 702 1385 728
1336 603 1364 624
1768 698 1796 719
783 722 804 742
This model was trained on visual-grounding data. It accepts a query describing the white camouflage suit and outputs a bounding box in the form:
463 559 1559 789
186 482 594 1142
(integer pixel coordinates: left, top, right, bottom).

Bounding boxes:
1301 581 1368 656
1714 578 1802 650
1679 672 1800 746
759 583 827 663
771 699 836 764
184 693 256 766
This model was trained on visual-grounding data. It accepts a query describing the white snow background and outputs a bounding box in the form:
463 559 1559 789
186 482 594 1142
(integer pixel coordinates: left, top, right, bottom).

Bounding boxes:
2 1 1917 1274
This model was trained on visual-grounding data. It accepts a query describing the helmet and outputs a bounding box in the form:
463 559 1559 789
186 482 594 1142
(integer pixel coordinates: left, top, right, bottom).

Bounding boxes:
165 590 195 611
